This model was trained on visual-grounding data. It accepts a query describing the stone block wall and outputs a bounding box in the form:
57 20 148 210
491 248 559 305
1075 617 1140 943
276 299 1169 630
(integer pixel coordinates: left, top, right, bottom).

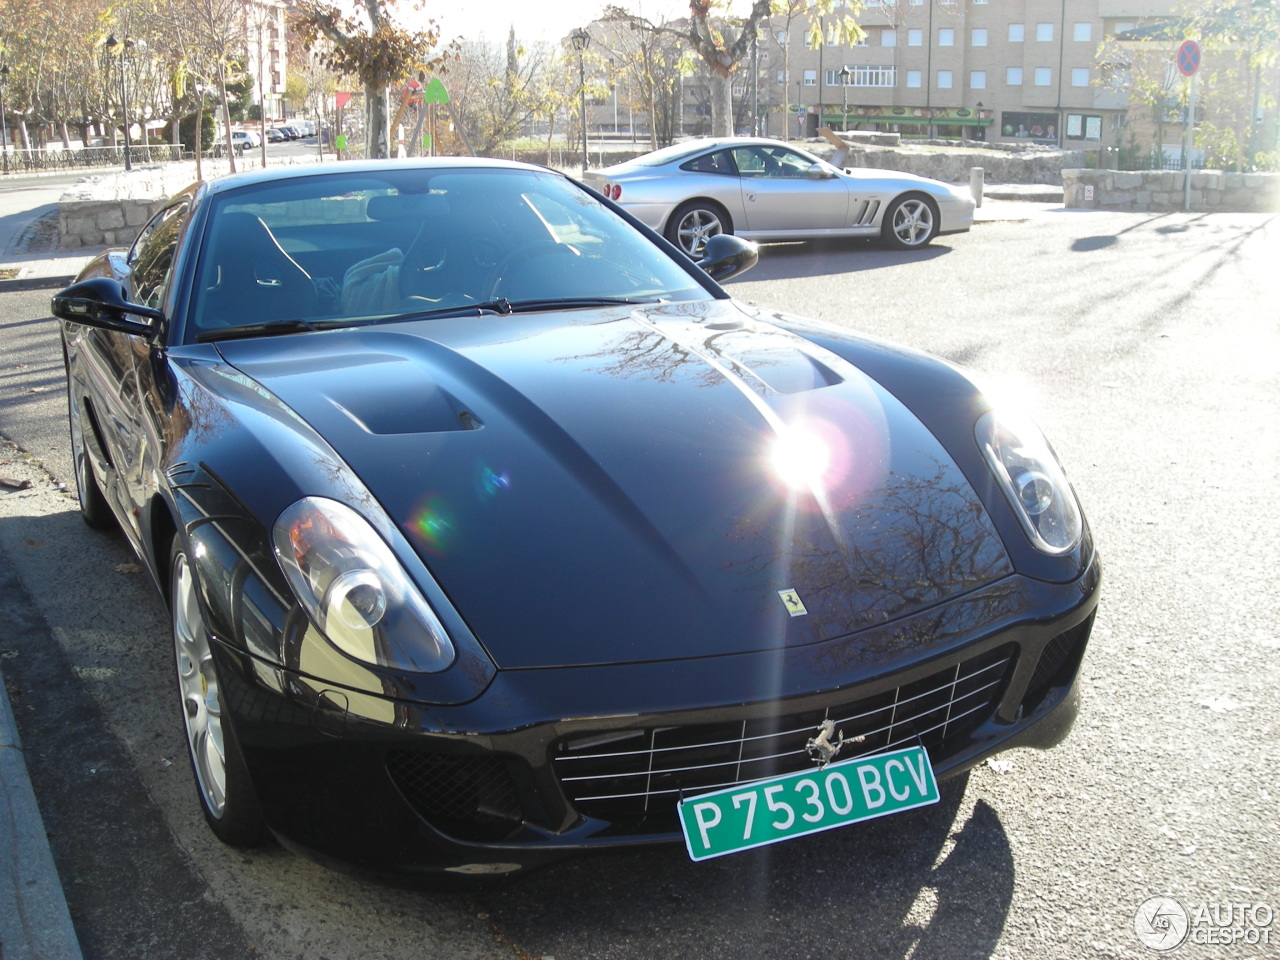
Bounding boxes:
830 145 1084 185
57 156 312 249
1062 168 1280 213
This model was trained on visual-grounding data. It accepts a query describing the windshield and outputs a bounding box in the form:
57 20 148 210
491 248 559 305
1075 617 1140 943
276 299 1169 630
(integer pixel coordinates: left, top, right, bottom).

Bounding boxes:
186 167 711 343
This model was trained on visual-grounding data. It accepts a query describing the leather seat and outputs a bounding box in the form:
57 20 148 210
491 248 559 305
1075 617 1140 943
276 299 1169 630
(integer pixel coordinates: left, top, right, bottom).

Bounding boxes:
196 213 318 331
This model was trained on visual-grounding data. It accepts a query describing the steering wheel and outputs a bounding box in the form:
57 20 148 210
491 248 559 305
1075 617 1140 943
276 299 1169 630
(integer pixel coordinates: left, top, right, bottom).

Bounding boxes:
484 241 576 301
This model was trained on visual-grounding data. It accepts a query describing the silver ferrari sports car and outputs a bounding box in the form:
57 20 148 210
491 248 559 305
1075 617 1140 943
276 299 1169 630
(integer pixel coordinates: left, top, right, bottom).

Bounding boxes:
584 137 975 256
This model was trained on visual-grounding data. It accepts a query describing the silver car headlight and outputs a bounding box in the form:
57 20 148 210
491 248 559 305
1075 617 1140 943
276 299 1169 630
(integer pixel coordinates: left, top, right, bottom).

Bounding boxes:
273 497 455 673
976 410 1083 555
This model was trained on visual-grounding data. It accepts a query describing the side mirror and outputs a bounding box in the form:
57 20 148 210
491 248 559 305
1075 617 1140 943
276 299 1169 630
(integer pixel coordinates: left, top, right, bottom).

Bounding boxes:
697 234 759 283
51 277 164 338
806 162 837 179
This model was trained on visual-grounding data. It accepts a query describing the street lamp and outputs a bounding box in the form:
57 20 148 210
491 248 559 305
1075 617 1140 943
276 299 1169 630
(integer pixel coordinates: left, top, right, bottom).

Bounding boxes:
0 65 9 176
796 79 803 138
570 27 590 176
105 34 137 172
839 66 851 131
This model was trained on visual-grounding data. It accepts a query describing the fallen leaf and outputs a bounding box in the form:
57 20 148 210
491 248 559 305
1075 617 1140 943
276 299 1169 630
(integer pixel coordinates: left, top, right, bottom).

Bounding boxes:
115 563 142 574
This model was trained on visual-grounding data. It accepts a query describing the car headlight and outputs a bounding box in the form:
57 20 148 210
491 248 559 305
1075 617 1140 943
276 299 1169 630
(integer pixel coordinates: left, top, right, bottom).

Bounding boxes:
976 410 1083 555
273 497 455 673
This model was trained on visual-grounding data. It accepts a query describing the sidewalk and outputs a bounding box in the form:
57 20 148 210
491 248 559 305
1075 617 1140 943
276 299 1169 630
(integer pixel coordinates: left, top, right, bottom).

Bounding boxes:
0 205 101 290
0 190 87 958
0 646 84 960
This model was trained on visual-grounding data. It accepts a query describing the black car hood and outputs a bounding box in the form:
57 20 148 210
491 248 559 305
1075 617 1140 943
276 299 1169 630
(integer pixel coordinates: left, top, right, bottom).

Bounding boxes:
217 300 1012 669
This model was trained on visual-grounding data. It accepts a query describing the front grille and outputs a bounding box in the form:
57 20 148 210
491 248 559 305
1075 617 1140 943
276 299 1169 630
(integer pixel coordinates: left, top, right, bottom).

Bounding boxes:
553 644 1014 833
386 752 524 842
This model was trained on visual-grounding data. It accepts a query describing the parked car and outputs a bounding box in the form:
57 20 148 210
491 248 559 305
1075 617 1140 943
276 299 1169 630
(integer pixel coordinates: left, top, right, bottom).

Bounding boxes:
584 137 975 256
52 158 1097 878
265 128 286 143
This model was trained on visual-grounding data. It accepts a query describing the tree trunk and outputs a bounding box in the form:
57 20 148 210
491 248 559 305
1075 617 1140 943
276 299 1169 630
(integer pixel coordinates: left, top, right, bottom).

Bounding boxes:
365 83 389 158
216 60 236 174
709 73 733 138
194 98 204 182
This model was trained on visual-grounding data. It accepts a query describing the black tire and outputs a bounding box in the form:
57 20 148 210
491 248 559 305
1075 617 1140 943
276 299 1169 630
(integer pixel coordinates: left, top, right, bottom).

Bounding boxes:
665 201 731 259
66 387 114 530
881 194 940 250
171 535 267 847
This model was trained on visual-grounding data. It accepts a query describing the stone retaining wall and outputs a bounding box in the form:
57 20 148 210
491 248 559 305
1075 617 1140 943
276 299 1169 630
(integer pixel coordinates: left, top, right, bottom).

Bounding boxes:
1063 168 1280 213
57 156 313 249
827 144 1084 185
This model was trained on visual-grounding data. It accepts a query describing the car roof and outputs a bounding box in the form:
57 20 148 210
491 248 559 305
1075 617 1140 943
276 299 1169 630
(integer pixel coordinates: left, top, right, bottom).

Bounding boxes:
199 156 559 196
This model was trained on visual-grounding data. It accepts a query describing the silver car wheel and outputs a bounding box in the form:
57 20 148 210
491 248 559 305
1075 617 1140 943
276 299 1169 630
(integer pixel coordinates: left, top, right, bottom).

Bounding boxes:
672 206 724 258
887 197 937 248
173 549 228 819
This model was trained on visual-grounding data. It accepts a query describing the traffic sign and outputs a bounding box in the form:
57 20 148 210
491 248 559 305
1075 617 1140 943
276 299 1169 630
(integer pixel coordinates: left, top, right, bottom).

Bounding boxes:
1177 40 1201 77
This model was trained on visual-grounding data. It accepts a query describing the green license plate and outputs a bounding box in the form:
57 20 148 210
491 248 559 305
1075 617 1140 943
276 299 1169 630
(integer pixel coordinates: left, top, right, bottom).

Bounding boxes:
677 745 939 861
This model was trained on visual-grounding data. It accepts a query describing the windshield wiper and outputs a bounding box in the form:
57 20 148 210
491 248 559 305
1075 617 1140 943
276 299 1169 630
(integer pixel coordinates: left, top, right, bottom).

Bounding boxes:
355 297 659 327
197 319 325 342
503 296 661 312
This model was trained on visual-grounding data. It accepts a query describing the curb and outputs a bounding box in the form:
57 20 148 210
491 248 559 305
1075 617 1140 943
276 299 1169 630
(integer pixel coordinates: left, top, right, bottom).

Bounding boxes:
0 663 84 960
0 276 78 292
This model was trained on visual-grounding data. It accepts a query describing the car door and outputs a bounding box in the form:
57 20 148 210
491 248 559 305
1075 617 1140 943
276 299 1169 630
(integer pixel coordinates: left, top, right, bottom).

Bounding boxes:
728 145 851 235
76 201 189 547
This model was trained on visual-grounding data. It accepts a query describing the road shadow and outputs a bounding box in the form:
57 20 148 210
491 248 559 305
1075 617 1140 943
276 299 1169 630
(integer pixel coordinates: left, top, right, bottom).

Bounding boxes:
481 771 1014 960
722 238 957 285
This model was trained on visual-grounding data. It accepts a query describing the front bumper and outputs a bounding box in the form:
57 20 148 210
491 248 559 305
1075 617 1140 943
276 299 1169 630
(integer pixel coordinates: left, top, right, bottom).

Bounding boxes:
217 560 1099 878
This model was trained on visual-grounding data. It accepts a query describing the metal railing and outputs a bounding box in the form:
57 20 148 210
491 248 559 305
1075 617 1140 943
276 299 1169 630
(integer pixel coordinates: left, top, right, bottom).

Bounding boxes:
0 143 182 173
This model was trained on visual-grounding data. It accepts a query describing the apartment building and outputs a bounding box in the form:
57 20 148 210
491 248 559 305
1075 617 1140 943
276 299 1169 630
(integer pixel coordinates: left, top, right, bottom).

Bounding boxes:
245 0 289 122
756 0 1180 149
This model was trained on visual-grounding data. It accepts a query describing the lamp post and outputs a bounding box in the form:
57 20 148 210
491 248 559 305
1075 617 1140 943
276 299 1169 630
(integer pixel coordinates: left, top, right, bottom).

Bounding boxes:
0 65 9 176
570 27 590 176
796 79 803 138
839 66 851 131
105 34 134 172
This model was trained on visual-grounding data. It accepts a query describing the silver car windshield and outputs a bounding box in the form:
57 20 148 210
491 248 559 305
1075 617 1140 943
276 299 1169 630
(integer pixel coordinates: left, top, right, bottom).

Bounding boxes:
187 167 710 342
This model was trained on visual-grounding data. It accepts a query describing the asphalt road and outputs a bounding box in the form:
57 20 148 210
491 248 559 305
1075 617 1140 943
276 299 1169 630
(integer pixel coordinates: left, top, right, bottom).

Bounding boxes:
0 207 1276 960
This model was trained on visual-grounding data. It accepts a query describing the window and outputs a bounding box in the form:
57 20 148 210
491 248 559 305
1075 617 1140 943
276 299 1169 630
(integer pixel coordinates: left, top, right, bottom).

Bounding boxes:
937 70 953 89
973 0 987 4
972 28 988 47
1002 111 1058 140
908 28 923 46
1071 68 1090 87
775 30 788 44
1009 23 1024 42
1074 22 1092 42
130 201 190 311
841 65 898 87
909 0 923 5
1034 67 1052 86
1036 23 1053 42
939 28 954 46
1007 67 1024 85
775 69 788 85
882 29 896 47
803 69 816 87
732 145 816 179
907 70 922 88
1066 114 1103 141
971 70 987 89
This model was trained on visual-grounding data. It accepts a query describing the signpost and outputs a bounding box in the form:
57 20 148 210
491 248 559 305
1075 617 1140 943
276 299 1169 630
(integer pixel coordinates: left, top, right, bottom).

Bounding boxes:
1177 40 1201 211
